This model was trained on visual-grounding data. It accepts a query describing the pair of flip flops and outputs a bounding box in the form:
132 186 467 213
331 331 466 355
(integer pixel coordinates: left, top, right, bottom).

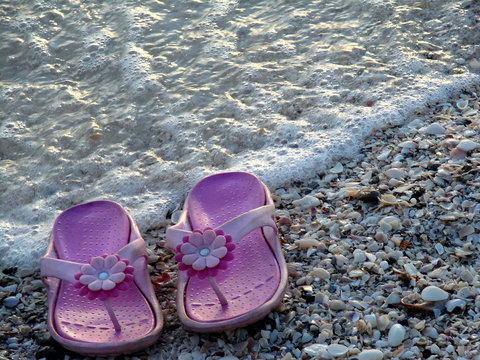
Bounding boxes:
41 172 288 356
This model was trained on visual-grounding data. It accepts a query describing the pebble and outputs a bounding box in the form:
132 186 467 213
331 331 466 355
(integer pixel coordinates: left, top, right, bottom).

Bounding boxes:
303 344 328 357
295 238 320 249
358 349 384 360
388 324 406 347
384 168 407 179
310 268 330 280
330 162 344 174
435 243 444 255
457 139 478 152
421 286 449 301
4 296 19 308
327 344 348 357
329 299 346 311
424 123 445 135
292 195 320 210
376 315 390 331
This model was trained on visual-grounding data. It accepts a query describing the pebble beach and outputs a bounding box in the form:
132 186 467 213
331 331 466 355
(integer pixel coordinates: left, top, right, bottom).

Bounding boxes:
2 87 480 359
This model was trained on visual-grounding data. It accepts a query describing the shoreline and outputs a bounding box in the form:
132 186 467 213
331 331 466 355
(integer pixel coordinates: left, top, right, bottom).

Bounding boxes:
2 86 480 359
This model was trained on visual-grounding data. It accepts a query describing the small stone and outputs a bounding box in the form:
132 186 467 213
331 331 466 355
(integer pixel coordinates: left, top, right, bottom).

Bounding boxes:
302 332 314 343
304 344 328 357
376 315 390 331
424 123 445 135
310 268 330 280
423 327 439 339
295 238 320 249
330 162 344 174
364 314 377 327
457 139 478 152
398 141 418 149
375 232 388 243
384 168 407 179
329 299 346 311
421 286 449 301
388 324 406 347
385 293 401 305
446 344 455 353
292 195 321 210
4 296 19 308
435 243 444 255
458 224 475 238
450 147 467 160
358 349 384 360
460 269 474 283
327 344 348 357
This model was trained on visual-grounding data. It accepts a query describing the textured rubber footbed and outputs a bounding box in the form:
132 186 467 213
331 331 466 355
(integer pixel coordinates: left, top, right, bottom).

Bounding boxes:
53 201 155 343
185 173 281 322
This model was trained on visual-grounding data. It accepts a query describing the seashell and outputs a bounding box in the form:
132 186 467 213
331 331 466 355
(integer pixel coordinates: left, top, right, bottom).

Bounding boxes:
456 99 468 110
458 225 475 239
388 324 406 347
348 188 380 204
376 314 390 331
398 141 418 149
358 349 384 360
421 286 449 302
295 238 319 249
377 148 391 161
457 139 478 152
310 268 330 280
434 243 444 255
329 299 346 311
327 344 348 357
424 123 445 135
445 299 466 313
384 168 407 179
423 326 439 339
292 195 321 210
304 343 328 357
450 147 467 160
330 162 344 174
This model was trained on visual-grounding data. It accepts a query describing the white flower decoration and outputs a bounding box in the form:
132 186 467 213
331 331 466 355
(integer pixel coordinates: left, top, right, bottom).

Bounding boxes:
79 255 127 291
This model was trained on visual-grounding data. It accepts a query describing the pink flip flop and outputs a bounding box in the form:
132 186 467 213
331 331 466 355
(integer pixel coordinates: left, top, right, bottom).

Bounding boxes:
166 172 288 332
41 201 163 356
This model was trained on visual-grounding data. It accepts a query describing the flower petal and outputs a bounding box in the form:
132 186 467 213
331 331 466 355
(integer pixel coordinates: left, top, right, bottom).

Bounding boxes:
192 257 206 271
104 255 118 269
90 256 105 270
206 255 220 268
187 268 197 277
182 253 199 266
198 270 208 279
87 291 98 300
110 261 126 273
189 233 204 247
88 279 102 291
79 286 89 296
81 264 97 275
211 246 227 259
178 263 189 271
181 242 197 254
212 235 226 249
226 243 235 251
79 275 96 285
109 288 119 298
98 291 108 301
118 282 129 291
207 268 218 277
203 230 217 245
110 273 125 283
102 279 116 291
215 229 225 236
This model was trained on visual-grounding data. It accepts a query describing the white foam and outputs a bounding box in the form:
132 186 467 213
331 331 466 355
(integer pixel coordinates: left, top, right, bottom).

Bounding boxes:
0 1 479 272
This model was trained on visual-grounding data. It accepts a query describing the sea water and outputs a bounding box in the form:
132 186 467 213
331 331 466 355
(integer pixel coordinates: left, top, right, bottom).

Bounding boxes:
1 0 479 271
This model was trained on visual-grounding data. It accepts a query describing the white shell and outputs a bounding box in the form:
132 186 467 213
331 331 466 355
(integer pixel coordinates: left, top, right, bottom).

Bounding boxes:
435 243 444 255
384 168 407 179
445 299 466 313
456 99 468 110
421 286 449 301
424 123 445 135
330 162 344 174
398 141 418 149
457 139 478 152
358 349 384 360
304 344 328 357
327 344 348 357
295 238 319 249
388 324 406 347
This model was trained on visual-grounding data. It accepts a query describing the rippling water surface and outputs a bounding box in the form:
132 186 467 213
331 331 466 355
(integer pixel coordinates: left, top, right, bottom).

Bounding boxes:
1 0 479 270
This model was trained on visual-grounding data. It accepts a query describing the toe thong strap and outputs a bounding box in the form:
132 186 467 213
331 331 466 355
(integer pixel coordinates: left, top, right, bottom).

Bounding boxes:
40 238 148 331
167 204 278 305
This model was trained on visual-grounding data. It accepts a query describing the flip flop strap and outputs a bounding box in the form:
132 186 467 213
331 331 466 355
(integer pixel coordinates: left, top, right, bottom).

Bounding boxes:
40 238 147 283
166 204 277 250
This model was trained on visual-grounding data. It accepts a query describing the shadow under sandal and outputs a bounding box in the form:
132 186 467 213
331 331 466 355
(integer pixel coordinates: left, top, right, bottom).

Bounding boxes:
41 201 163 356
166 172 288 332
